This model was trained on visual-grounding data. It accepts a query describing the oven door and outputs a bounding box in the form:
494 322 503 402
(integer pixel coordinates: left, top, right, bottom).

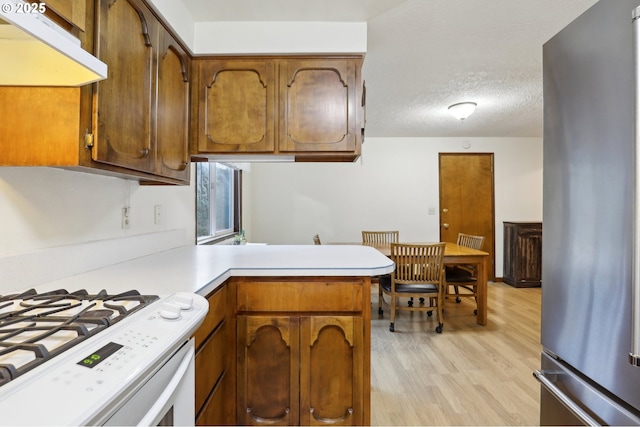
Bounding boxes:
102 338 196 426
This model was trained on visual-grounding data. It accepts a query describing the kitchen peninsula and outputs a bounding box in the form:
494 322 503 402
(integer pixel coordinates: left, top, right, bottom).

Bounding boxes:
27 244 394 426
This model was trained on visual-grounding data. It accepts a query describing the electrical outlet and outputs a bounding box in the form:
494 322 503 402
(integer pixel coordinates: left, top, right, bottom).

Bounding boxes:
122 207 130 229
154 205 163 224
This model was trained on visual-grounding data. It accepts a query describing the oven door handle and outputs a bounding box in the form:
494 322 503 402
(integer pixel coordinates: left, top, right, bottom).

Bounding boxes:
137 343 194 426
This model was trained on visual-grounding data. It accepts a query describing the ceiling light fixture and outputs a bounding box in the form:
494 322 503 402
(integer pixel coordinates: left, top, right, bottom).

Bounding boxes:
448 102 477 120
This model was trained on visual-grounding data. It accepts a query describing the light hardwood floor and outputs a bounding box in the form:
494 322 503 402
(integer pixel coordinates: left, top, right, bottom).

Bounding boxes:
371 282 542 426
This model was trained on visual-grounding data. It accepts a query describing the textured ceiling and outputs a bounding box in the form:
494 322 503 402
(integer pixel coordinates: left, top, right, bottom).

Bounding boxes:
181 0 599 137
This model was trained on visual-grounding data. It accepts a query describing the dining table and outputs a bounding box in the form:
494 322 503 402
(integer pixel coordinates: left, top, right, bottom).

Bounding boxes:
331 241 490 325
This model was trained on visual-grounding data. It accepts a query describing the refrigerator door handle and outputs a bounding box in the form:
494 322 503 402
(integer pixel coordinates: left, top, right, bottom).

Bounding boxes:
632 5 640 368
533 370 601 426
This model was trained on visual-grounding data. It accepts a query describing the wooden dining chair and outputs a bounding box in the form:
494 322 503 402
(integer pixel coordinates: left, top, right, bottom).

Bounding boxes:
363 231 398 309
378 242 446 333
313 234 322 245
362 230 399 246
446 233 485 313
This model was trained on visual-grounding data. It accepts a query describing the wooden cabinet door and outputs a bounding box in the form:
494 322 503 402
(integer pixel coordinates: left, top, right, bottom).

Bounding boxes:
278 58 358 153
93 0 157 173
156 28 190 181
196 370 228 426
237 316 299 425
300 316 363 426
195 321 227 423
194 285 235 426
196 60 276 153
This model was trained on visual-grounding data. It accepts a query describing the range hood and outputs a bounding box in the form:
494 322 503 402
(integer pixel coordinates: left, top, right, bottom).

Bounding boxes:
0 0 107 86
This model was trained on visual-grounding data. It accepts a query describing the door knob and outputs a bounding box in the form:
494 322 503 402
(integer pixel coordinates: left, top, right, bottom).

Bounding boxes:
443 223 449 229
442 208 449 213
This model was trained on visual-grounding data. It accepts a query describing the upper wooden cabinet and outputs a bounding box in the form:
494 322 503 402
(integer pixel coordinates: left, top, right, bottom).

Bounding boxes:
93 0 158 174
0 0 190 185
156 29 191 180
93 0 190 182
195 59 277 153
192 56 364 162
279 58 358 154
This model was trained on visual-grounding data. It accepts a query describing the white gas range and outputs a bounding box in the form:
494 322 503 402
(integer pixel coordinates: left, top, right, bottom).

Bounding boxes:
0 288 208 426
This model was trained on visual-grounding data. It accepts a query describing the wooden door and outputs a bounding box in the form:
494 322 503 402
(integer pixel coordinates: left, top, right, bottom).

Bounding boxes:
237 315 299 425
278 58 359 153
439 153 495 279
300 316 363 426
196 59 276 153
156 28 190 181
93 0 157 173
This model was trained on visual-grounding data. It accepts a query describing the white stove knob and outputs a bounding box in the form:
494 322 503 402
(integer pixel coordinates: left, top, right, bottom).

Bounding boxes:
173 293 194 310
159 302 181 319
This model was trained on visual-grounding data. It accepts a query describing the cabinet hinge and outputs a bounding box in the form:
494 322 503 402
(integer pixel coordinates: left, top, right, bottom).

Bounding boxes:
84 131 94 149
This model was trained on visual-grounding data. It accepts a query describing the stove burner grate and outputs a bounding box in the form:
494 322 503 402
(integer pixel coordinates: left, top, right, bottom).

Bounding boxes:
0 289 158 387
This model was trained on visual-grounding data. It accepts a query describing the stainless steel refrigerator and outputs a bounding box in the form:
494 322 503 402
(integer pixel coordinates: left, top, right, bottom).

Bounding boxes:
536 0 640 425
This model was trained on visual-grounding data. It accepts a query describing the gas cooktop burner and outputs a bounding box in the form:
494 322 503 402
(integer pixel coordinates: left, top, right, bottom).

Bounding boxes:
0 288 159 387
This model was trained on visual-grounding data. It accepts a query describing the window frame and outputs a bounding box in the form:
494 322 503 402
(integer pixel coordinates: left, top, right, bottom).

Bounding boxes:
195 162 242 245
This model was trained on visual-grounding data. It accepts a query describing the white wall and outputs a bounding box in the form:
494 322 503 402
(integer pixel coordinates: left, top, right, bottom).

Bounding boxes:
245 136 543 278
0 166 196 291
0 136 542 287
0 167 195 256
145 0 367 56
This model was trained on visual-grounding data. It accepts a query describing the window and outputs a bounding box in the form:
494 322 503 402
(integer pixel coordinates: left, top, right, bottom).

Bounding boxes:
196 162 242 244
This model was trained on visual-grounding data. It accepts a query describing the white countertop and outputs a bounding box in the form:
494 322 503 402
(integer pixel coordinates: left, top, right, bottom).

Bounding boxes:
28 244 395 298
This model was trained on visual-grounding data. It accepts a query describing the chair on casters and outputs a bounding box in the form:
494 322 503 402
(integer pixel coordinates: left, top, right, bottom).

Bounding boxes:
446 233 485 314
378 242 446 333
313 234 322 245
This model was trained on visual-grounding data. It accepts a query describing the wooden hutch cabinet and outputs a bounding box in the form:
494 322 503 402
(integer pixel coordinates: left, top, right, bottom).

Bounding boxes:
0 0 190 185
191 56 364 162
503 222 543 287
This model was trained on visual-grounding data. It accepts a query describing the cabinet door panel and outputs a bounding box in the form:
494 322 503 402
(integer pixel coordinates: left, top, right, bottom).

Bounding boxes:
300 316 363 426
157 29 189 181
198 60 276 153
194 286 228 351
279 59 357 153
94 0 155 173
195 321 227 413
196 371 227 426
237 316 299 425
